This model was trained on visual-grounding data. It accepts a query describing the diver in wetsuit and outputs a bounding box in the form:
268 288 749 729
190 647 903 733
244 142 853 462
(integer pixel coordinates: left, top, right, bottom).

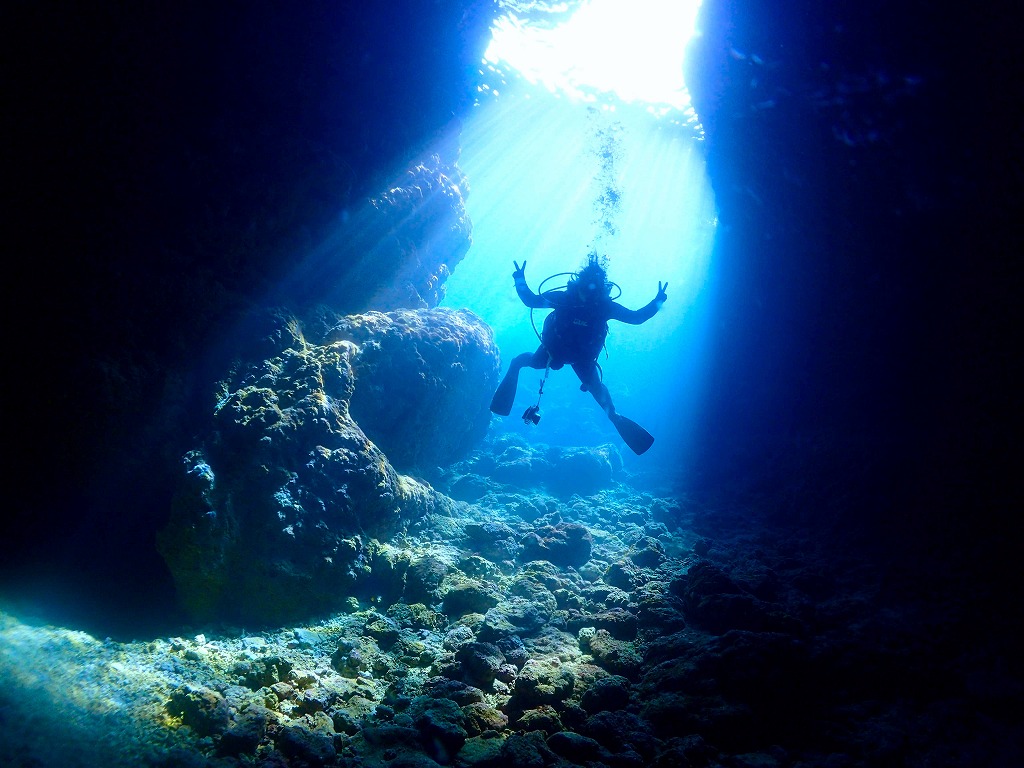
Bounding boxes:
489 254 667 455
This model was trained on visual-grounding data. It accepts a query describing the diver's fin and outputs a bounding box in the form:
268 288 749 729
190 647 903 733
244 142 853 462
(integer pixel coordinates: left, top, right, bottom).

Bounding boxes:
490 372 518 416
612 414 655 455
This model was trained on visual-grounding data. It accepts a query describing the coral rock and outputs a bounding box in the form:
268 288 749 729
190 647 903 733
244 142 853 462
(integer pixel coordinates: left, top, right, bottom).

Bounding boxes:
520 522 594 568
158 307 497 624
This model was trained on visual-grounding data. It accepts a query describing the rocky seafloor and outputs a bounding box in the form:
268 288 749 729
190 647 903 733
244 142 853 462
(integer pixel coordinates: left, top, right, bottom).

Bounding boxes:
2 434 1019 768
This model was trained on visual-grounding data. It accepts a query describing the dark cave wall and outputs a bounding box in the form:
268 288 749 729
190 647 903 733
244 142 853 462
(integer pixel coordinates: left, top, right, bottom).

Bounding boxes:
2 1 495 620
685 1 1017 497
683 0 1021 614
7 0 492 485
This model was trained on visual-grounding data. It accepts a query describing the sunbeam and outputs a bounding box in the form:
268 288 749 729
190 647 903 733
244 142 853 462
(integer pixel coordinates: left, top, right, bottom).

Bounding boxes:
444 82 716 465
483 0 704 119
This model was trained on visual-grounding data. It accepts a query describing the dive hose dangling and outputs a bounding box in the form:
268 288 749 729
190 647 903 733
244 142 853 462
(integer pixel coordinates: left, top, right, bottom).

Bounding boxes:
522 360 550 425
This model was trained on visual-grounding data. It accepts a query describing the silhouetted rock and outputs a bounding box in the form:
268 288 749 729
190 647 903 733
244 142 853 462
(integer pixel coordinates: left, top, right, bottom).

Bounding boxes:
409 695 468 763
455 642 506 689
166 684 231 737
542 445 621 496
520 522 594 568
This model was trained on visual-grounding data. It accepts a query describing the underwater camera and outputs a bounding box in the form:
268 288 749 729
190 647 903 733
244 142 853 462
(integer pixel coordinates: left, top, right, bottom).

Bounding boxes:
522 404 541 425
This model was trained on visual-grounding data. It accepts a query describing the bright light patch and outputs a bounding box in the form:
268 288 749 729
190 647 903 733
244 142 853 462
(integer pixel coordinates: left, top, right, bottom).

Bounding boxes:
484 0 703 117
440 0 716 465
443 90 717 463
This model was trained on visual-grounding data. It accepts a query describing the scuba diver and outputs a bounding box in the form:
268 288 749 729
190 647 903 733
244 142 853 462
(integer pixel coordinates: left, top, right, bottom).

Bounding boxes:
489 253 667 455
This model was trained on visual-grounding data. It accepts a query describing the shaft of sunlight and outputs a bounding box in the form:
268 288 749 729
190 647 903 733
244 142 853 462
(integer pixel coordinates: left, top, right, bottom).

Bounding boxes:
443 82 717 466
484 0 704 117
442 0 717 467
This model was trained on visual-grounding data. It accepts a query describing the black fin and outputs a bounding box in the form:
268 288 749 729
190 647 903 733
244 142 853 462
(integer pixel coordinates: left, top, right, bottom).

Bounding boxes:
490 372 518 416
612 414 655 455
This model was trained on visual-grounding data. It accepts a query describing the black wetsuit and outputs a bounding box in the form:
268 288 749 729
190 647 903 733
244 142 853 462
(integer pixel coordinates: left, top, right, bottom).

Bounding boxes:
504 281 661 411
489 271 665 454
535 289 657 366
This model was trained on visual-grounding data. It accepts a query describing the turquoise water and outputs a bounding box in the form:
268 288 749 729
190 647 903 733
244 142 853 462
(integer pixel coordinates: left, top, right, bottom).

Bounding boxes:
443 88 717 467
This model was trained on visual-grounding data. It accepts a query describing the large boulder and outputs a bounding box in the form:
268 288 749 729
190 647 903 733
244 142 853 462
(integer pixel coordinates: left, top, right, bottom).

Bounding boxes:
320 307 500 470
157 307 498 624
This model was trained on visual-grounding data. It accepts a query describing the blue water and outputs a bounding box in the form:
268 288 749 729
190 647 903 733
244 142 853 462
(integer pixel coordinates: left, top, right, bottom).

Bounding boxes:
443 87 717 468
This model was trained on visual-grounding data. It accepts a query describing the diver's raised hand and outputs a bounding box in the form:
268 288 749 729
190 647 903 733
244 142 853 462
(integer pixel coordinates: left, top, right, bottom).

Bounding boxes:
656 281 668 305
513 260 527 282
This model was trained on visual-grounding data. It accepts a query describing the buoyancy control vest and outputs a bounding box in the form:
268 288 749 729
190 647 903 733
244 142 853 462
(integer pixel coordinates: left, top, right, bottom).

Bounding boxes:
541 297 609 365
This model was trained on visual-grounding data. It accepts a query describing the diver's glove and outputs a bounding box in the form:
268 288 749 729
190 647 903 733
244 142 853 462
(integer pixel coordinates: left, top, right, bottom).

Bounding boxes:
655 281 668 308
513 260 527 286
